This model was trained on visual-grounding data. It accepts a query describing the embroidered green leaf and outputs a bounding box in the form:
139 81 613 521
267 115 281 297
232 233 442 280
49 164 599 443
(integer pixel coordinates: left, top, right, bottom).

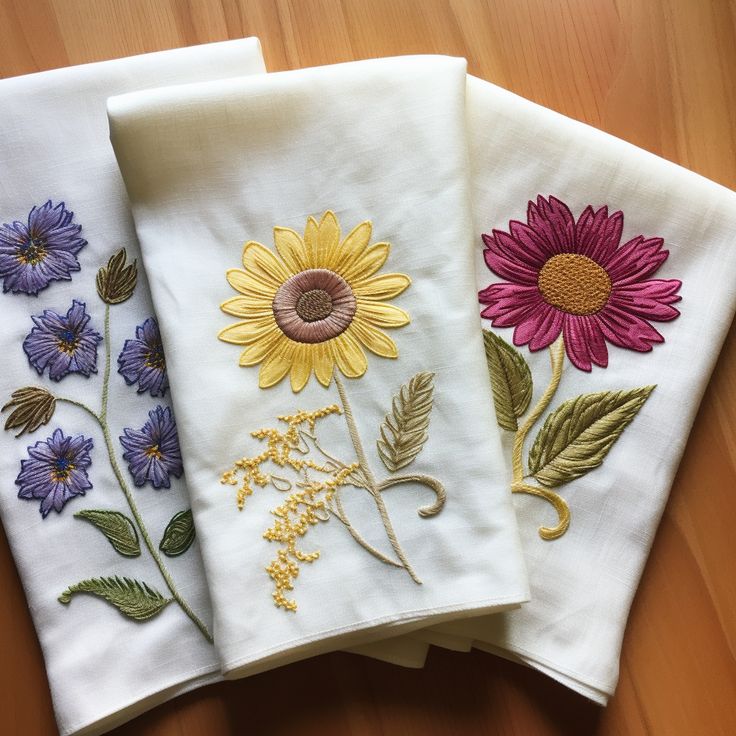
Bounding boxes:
377 371 435 472
96 248 137 304
528 386 655 488
74 509 141 557
159 509 196 557
482 329 532 432
58 576 171 620
2 386 56 437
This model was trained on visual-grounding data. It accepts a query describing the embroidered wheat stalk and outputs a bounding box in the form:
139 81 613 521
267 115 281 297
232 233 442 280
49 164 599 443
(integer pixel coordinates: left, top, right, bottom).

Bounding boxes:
377 371 435 472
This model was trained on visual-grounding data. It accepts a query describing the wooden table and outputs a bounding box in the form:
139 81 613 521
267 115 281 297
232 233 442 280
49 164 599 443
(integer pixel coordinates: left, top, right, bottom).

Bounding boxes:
1 1 735 734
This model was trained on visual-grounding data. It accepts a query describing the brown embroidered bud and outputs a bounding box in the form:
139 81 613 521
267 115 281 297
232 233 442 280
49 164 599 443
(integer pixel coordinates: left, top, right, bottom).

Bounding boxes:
96 248 137 304
2 386 56 437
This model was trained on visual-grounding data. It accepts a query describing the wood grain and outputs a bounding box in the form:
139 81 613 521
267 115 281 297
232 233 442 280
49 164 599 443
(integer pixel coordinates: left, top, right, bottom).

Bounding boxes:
1 1 735 734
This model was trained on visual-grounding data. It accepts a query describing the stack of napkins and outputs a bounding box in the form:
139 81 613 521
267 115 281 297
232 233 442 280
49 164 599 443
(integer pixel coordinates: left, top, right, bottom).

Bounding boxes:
1 37 734 735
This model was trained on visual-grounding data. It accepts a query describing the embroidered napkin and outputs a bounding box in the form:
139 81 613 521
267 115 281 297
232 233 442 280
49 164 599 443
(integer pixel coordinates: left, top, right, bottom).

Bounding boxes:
0 39 267 736
107 55 529 679
434 75 736 704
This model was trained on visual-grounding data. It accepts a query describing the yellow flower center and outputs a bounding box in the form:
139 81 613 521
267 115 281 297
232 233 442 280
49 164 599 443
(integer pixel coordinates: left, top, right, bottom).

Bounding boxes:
538 253 612 315
18 238 47 266
296 289 334 322
145 444 163 459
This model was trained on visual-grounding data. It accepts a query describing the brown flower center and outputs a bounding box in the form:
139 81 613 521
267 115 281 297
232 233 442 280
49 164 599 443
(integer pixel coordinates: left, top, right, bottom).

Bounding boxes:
538 253 612 315
296 289 334 322
273 269 357 344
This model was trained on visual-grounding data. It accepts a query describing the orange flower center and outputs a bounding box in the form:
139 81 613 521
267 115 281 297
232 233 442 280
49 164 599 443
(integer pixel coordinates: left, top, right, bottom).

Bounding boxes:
538 253 612 315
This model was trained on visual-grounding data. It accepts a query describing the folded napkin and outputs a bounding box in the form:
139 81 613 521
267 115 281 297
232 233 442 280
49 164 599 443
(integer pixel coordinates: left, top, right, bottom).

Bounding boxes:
0 39 266 736
107 55 529 678
435 75 736 703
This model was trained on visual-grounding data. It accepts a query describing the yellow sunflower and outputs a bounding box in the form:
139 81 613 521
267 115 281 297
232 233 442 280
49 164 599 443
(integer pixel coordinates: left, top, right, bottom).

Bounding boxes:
218 211 411 392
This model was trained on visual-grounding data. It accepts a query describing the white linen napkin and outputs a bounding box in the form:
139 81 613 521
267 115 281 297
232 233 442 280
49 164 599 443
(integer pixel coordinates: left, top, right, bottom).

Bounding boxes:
434 75 736 704
107 55 529 679
0 39 266 736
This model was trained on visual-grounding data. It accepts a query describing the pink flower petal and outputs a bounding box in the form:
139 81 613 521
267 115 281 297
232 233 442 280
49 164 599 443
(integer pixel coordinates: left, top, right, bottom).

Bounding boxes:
574 205 623 264
479 283 543 327
526 195 576 254
482 231 539 284
508 220 554 267
511 303 563 350
562 314 608 371
610 279 682 321
605 236 668 285
596 304 665 352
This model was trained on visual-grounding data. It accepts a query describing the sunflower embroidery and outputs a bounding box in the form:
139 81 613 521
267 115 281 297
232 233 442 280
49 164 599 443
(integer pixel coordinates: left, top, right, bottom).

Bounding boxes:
219 212 444 612
219 210 410 392
479 196 681 539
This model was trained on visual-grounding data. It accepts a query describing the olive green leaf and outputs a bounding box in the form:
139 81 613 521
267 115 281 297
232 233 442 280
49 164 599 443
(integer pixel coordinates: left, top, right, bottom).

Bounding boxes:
528 386 655 488
74 509 141 557
377 371 435 472
96 248 137 304
482 329 532 432
58 576 171 621
159 509 196 557
2 386 56 437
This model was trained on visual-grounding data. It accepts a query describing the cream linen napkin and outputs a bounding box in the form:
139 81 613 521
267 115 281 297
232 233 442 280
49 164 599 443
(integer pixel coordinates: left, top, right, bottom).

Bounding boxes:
107 55 529 679
434 75 736 704
0 40 266 736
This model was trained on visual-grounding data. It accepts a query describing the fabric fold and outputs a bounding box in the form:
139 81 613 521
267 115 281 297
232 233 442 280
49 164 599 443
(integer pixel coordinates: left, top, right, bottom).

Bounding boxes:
107 55 529 680
431 74 736 704
0 40 267 736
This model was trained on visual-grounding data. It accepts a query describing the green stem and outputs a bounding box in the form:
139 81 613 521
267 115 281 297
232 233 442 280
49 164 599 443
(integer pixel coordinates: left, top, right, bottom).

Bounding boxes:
333 373 421 585
509 336 569 540
58 303 213 643
511 336 565 483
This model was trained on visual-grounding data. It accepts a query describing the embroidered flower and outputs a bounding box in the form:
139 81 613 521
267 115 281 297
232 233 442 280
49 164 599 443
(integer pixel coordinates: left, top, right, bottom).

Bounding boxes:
120 406 183 489
0 201 87 295
117 317 169 397
479 195 682 371
23 300 103 381
16 428 93 517
219 211 411 392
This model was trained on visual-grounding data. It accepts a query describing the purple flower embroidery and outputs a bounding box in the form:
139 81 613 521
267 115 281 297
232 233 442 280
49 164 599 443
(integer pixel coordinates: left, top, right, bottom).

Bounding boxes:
23 300 103 381
0 201 87 295
117 318 169 397
16 428 94 517
120 406 183 489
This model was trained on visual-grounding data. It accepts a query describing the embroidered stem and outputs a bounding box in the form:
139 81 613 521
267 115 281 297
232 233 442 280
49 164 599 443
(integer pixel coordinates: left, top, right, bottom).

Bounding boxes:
510 481 570 540
333 373 421 585
511 336 565 482
58 303 213 643
510 336 568 539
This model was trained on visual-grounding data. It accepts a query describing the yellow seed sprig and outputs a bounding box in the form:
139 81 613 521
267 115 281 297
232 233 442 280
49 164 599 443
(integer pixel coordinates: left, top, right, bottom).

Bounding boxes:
220 404 341 509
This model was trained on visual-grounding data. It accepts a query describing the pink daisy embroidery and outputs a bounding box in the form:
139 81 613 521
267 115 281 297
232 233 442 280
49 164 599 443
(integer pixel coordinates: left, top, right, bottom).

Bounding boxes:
478 195 682 371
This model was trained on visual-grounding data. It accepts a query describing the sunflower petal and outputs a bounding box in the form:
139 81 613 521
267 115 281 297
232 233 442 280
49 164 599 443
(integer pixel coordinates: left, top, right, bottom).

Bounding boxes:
242 241 291 287
259 341 296 388
220 295 274 318
274 227 309 275
351 321 399 358
333 331 368 378
317 211 341 267
289 345 313 392
238 329 287 365
313 343 335 386
342 243 390 281
218 317 275 345
303 216 319 267
358 301 410 328
331 219 370 268
226 268 278 298
352 273 411 299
